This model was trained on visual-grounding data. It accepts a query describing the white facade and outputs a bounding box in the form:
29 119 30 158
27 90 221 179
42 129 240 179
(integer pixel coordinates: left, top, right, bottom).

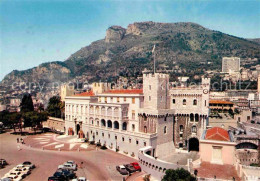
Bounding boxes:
64 72 210 158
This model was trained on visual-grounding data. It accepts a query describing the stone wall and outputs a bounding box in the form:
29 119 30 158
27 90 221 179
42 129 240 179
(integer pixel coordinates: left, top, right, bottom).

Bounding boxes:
43 117 65 133
138 147 188 180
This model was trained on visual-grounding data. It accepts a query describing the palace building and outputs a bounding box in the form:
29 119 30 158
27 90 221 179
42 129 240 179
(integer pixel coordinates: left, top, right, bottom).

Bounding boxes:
64 72 210 158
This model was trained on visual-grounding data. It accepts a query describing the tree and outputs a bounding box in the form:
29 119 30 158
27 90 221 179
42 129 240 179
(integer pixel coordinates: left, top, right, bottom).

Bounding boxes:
23 111 48 133
20 94 34 112
162 168 196 181
47 96 63 118
8 112 22 133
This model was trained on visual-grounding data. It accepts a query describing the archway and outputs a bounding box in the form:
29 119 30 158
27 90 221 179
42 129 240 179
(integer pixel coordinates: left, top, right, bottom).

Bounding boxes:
76 124 80 135
188 137 199 151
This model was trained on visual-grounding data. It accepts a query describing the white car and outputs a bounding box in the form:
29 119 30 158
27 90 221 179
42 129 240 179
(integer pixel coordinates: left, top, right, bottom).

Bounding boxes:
58 163 77 171
15 164 30 170
4 172 21 180
72 177 87 181
12 167 31 176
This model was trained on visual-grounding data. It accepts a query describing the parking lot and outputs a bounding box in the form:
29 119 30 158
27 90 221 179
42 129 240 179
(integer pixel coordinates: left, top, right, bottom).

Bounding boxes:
0 132 139 180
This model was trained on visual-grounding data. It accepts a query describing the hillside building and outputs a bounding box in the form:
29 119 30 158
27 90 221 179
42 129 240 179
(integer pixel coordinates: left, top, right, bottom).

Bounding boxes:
222 57 240 73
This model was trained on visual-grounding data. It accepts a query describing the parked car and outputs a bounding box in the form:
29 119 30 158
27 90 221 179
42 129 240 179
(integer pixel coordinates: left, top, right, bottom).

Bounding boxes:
53 172 68 180
56 168 76 179
22 161 35 169
15 164 31 171
124 164 136 173
48 176 65 181
71 177 87 181
0 178 12 181
64 161 77 168
4 172 20 180
58 163 77 171
130 162 141 172
12 167 31 177
0 159 8 166
116 165 128 175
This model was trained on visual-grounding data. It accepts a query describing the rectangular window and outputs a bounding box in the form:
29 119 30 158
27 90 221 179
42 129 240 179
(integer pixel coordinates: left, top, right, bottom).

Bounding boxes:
136 140 139 145
149 85 151 90
172 99 175 104
149 96 151 101
102 133 104 137
117 97 120 103
129 139 131 143
144 142 146 146
132 98 135 104
122 137 124 141
132 110 135 119
115 136 117 140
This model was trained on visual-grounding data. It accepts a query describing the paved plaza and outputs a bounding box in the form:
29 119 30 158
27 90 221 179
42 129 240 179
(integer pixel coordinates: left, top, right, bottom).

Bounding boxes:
0 131 140 181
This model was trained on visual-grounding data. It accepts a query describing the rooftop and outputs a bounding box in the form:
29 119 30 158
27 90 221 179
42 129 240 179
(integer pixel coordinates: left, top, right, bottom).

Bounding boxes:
103 89 143 94
195 162 240 180
205 127 230 141
74 91 95 97
209 100 234 105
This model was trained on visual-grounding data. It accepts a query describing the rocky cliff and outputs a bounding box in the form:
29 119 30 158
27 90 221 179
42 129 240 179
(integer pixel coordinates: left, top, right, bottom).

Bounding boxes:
1 21 260 91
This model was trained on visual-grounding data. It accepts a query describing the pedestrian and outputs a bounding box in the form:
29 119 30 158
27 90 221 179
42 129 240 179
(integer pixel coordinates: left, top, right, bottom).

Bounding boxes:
20 138 23 143
22 139 25 144
17 138 19 143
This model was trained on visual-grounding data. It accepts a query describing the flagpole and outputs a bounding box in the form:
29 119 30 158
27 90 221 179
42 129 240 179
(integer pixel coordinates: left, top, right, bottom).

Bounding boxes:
152 44 156 74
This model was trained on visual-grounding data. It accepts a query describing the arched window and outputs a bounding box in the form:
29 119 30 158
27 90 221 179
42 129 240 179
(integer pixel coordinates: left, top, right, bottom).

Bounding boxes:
114 107 119 117
190 113 194 121
101 119 106 127
107 107 112 116
144 126 147 133
195 114 199 122
193 99 197 105
183 99 186 105
180 125 184 132
95 107 100 115
90 106 94 114
107 120 112 128
122 122 127 130
114 121 119 129
101 107 106 115
164 126 167 134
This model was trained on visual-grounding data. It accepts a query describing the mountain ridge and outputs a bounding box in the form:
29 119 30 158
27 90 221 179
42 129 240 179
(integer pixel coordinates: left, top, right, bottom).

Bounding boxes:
1 21 260 91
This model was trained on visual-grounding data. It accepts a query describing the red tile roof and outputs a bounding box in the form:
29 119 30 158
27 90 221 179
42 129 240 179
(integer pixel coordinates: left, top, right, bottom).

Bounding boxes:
196 162 240 180
209 100 234 105
104 89 143 94
205 127 230 141
74 91 95 97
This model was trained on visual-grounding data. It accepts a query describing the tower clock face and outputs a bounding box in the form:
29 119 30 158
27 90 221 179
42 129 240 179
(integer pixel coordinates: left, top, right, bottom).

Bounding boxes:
203 89 209 94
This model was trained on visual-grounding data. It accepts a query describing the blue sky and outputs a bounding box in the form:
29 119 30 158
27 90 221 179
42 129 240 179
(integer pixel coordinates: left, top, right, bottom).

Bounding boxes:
0 0 260 80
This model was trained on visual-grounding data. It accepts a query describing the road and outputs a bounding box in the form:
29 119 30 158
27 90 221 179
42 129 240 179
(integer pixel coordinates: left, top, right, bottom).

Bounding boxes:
0 132 137 181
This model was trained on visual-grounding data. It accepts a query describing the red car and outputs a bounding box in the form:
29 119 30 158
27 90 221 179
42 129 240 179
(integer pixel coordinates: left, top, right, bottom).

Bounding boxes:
130 162 141 172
